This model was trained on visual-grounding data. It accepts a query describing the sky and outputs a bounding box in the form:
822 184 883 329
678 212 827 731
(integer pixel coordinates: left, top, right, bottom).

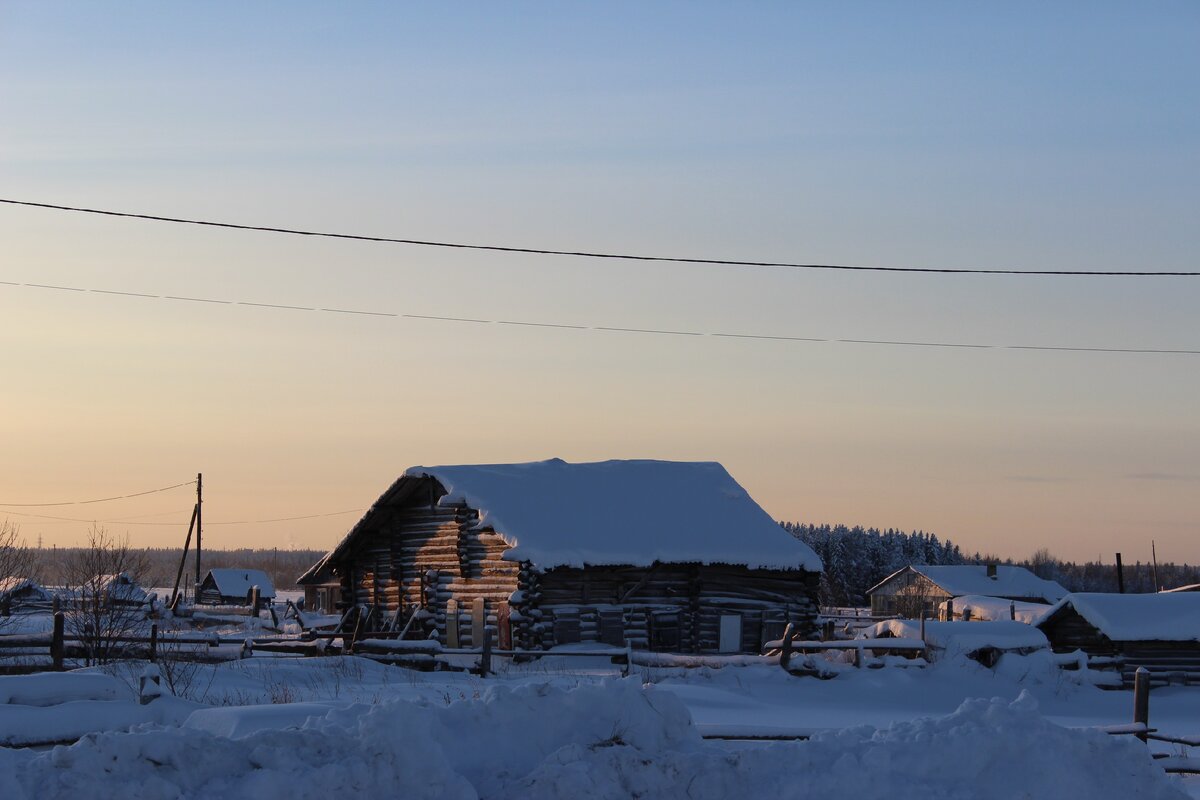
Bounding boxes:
1 2 1197 565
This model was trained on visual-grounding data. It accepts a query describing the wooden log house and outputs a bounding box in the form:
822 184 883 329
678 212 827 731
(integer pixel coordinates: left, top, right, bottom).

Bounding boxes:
196 568 276 606
298 459 823 653
867 565 1067 619
1037 592 1200 686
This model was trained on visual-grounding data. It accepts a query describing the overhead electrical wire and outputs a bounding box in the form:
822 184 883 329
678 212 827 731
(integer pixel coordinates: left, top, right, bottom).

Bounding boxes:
0 480 197 508
1 197 1196 276
0 507 364 526
2 279 1197 355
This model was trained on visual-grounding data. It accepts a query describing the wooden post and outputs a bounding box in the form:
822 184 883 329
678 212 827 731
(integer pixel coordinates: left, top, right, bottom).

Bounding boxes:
51 611 64 670
479 625 492 677
944 599 954 622
821 619 834 641
1115 553 1125 594
149 623 158 663
249 585 261 616
779 622 795 671
1010 601 1016 621
170 504 198 607
1133 667 1150 742
919 613 926 643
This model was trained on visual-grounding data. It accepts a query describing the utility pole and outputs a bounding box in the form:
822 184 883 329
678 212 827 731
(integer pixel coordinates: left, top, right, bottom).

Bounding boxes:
195 473 203 585
1151 541 1160 592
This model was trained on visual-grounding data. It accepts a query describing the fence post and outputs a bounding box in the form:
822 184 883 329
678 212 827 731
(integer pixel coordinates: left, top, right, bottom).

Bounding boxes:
1009 601 1016 621
1133 667 1150 742
779 622 795 671
149 623 158 663
479 625 492 677
51 611 65 670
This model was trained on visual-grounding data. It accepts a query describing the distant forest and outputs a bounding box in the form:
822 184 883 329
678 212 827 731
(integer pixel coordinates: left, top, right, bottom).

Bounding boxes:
26 547 324 594
783 522 1200 607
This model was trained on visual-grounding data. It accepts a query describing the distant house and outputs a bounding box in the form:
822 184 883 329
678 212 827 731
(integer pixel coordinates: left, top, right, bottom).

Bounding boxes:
1037 592 1200 686
197 568 276 606
299 459 823 654
0 577 54 613
867 565 1067 618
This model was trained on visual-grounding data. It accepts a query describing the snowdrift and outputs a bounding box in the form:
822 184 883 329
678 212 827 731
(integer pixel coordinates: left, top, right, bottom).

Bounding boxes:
0 680 1185 799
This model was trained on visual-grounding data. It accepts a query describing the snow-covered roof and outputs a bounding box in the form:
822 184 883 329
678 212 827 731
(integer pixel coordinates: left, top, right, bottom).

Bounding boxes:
305 459 821 576
869 565 1066 603
1038 592 1200 642
404 459 821 570
88 573 147 603
0 577 52 602
205 569 276 599
945 595 1054 625
868 619 1049 652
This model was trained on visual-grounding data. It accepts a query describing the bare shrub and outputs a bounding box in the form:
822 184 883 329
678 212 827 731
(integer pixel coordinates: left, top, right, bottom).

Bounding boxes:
59 526 152 665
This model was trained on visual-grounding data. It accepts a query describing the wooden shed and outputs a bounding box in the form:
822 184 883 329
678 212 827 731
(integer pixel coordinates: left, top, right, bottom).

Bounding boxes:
0 577 54 614
867 565 1066 619
1037 592 1200 686
197 568 276 606
298 458 822 654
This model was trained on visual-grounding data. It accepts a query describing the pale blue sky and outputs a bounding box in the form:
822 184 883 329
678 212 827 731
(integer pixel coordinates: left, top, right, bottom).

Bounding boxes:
1 3 1197 564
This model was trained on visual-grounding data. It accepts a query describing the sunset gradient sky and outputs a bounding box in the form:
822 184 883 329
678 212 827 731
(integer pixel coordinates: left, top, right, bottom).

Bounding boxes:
2 3 1197 564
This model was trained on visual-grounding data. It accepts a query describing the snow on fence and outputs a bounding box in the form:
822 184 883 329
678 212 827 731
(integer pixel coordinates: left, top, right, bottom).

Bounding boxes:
0 612 328 672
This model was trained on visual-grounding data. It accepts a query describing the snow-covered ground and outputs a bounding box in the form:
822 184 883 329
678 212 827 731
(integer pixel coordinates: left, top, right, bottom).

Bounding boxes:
0 648 1197 798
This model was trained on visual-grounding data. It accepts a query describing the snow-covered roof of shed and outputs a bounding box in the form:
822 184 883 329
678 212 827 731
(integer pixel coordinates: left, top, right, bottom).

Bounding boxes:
868 619 1049 652
206 569 276 599
1038 593 1200 642
399 459 821 571
0 577 52 601
870 565 1066 602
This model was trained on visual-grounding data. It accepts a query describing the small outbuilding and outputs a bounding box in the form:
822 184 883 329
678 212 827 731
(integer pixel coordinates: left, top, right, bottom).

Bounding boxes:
868 619 1050 667
299 458 823 653
90 573 148 607
0 577 54 613
867 565 1067 618
197 569 277 606
1037 592 1200 686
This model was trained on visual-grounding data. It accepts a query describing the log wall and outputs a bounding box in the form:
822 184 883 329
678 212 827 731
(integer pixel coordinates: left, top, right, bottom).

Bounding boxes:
328 477 820 654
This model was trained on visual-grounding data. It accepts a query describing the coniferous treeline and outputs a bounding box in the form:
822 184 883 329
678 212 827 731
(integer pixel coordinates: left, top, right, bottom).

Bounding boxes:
782 523 967 607
783 522 1200 606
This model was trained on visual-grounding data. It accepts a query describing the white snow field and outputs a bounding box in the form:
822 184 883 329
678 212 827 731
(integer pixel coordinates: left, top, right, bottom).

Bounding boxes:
0 652 1197 798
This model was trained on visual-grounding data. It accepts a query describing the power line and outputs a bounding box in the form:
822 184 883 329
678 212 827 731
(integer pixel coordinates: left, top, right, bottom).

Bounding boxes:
0 480 197 508
0 507 364 526
5 279 1197 355
2 197 1196 277
205 509 365 525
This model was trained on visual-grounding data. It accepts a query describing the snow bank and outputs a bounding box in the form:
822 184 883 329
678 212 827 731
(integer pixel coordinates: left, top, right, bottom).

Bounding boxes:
404 458 821 570
950 594 1054 624
0 673 129 707
870 620 1050 654
0 680 1186 799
